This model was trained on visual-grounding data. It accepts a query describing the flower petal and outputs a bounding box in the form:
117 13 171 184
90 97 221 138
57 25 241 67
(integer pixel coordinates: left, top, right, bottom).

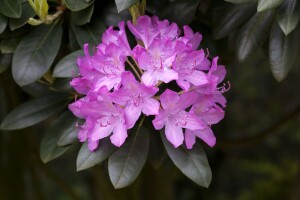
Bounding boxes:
165 120 184 148
193 127 216 147
125 102 142 129
142 98 160 116
185 129 196 149
110 121 128 147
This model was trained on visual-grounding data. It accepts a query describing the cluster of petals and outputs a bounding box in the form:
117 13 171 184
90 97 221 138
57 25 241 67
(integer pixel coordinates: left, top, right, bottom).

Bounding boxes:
69 15 227 151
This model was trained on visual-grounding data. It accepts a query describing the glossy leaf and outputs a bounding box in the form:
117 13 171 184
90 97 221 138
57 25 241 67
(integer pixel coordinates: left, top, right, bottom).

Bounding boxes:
213 4 256 39
269 22 300 81
21 82 54 97
77 138 116 171
236 10 274 62
40 111 72 163
72 19 105 48
0 14 7 33
277 0 300 35
52 78 74 92
56 111 79 146
0 0 21 18
224 0 257 4
12 23 62 86
257 0 283 12
114 0 139 13
161 0 200 26
148 131 165 169
71 4 94 25
100 3 131 27
64 0 94 11
9 3 35 31
108 125 149 189
0 94 68 130
161 133 212 188
53 50 83 78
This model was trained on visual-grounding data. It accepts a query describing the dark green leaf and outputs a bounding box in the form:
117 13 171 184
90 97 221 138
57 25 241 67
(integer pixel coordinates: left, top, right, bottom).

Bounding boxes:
53 50 83 78
9 2 35 31
161 0 200 26
269 22 300 81
12 23 62 86
40 111 72 163
0 37 21 53
257 0 283 12
56 111 79 146
77 138 117 171
0 94 68 130
212 4 256 39
68 25 80 51
0 53 12 74
277 0 300 35
114 0 138 13
72 19 105 48
52 78 74 92
21 81 54 97
64 0 94 11
161 133 212 188
148 131 165 169
71 4 94 25
224 0 257 4
0 0 21 18
0 14 7 33
100 3 131 27
108 125 149 189
236 10 274 62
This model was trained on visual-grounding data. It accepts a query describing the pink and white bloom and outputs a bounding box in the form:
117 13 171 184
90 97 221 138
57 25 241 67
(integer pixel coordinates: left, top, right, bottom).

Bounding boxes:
153 89 205 148
112 72 160 128
69 15 228 151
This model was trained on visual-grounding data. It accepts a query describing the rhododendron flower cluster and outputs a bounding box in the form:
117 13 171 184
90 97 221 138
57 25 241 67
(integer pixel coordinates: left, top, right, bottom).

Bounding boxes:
69 16 228 151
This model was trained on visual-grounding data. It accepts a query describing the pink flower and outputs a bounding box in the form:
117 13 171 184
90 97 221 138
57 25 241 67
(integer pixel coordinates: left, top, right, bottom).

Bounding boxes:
153 89 205 148
111 71 160 128
69 15 228 151
133 39 178 86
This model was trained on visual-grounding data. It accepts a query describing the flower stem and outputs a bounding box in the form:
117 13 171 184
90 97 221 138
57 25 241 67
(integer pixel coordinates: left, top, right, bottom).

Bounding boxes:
127 59 141 80
131 56 143 75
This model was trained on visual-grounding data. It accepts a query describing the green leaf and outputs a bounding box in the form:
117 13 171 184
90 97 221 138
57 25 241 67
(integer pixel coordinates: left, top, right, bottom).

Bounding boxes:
101 3 131 27
276 0 300 35
9 2 35 31
40 111 72 163
269 22 300 81
56 111 79 146
0 94 68 130
114 0 139 13
257 0 283 12
77 138 117 171
21 81 54 97
71 19 105 48
0 0 21 18
64 0 94 11
12 23 62 86
0 37 22 53
212 4 256 39
161 133 212 188
0 14 7 33
71 4 94 26
236 10 274 62
148 131 165 169
52 78 74 92
224 0 257 4
53 50 83 78
161 0 201 26
108 125 149 189
0 53 12 74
